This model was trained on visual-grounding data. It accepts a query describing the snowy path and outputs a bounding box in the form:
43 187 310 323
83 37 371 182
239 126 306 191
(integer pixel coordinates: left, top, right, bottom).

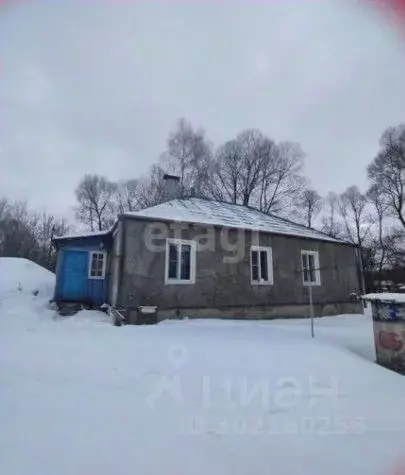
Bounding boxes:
1 293 404 475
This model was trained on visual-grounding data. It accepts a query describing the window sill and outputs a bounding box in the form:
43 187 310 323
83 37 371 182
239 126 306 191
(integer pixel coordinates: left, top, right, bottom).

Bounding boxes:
251 281 273 286
165 279 195 285
303 282 321 287
89 276 105 280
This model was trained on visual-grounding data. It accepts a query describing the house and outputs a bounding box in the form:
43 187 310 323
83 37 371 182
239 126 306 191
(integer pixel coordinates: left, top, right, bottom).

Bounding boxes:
53 175 364 322
53 230 113 306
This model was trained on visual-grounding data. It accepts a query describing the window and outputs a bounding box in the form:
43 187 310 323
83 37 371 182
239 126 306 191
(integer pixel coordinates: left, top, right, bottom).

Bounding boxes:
251 246 273 285
301 250 321 286
165 239 196 284
88 251 106 279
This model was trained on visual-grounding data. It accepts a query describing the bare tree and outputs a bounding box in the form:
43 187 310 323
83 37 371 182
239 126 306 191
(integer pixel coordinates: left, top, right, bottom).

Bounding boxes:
237 130 271 206
135 164 167 208
31 211 70 269
338 186 374 294
321 192 341 238
0 198 70 271
257 141 305 214
211 139 243 203
368 124 405 230
367 185 389 290
0 218 37 259
385 229 405 269
338 185 372 247
0 198 8 219
161 118 213 198
115 179 141 213
0 201 38 261
75 174 117 231
213 130 304 212
297 188 323 228
366 183 404 290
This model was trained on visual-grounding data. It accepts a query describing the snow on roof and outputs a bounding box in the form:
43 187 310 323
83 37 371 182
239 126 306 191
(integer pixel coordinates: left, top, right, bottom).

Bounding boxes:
123 198 347 243
53 222 117 241
362 293 405 303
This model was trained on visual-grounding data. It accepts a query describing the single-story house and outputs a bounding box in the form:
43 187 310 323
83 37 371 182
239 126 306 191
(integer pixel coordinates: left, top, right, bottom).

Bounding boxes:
53 175 364 323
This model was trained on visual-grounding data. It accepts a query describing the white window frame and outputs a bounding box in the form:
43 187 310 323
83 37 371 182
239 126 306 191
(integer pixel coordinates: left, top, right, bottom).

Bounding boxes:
88 251 107 280
301 250 321 286
165 238 197 285
250 246 273 285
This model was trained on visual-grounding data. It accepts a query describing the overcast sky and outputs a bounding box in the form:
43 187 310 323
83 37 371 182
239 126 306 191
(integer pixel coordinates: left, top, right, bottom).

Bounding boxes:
1 0 405 219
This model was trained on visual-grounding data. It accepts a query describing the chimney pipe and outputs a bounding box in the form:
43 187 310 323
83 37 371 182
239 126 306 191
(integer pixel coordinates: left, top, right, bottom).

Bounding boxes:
162 174 181 201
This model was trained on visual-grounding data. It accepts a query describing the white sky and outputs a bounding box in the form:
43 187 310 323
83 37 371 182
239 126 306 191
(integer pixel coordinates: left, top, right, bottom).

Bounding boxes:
1 0 404 218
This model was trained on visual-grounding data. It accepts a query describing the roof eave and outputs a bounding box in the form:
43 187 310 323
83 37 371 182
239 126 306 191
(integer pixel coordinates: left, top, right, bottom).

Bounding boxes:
120 213 350 245
52 221 118 248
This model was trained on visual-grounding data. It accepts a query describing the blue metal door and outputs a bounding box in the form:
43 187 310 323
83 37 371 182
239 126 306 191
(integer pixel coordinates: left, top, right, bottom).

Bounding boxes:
59 250 88 301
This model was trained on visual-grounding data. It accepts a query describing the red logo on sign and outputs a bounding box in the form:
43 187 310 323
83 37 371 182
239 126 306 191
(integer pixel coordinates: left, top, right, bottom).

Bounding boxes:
378 331 404 351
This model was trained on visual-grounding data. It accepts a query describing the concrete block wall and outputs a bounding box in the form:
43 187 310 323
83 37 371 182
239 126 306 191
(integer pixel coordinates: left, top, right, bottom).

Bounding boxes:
118 218 363 321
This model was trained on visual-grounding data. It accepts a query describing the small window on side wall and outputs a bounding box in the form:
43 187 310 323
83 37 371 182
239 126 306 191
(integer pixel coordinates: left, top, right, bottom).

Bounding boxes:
251 246 273 285
301 250 321 286
89 251 106 280
165 239 196 284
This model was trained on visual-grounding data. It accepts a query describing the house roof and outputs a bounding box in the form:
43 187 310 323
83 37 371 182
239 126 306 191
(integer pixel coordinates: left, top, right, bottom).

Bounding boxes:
52 222 117 244
123 198 348 244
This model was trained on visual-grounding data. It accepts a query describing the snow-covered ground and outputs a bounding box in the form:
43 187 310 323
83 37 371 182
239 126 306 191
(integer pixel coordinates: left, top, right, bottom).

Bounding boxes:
0 257 55 299
1 258 405 475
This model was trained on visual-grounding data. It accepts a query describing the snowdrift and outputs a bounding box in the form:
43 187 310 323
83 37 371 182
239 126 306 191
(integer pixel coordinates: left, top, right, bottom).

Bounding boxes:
1 258 405 475
0 257 55 300
363 293 405 303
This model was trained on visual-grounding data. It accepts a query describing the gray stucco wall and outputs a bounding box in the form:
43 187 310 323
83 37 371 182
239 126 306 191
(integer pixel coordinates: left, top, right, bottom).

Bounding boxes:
118 218 363 320
107 231 118 304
